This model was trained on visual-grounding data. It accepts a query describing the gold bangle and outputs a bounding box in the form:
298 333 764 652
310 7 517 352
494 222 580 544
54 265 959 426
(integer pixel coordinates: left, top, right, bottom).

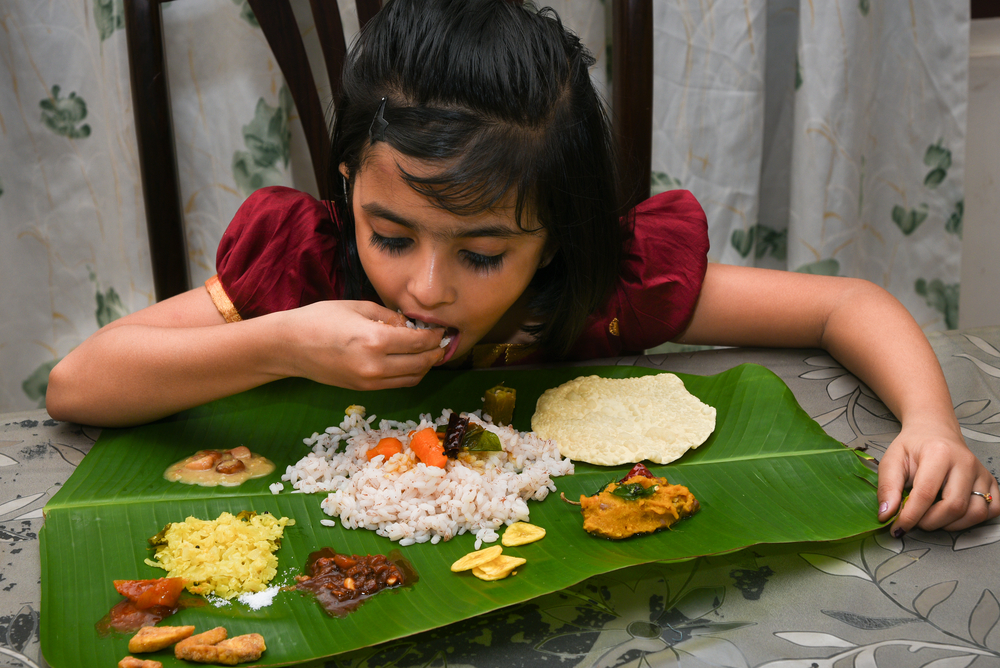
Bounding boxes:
204 275 242 323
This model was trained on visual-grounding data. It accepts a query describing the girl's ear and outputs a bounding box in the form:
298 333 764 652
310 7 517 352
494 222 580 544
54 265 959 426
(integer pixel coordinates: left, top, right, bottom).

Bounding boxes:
539 242 558 269
338 163 351 203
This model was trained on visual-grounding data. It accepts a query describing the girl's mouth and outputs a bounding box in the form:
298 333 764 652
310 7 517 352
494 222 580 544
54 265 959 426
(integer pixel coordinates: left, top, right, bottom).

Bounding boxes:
404 314 459 362
436 329 460 365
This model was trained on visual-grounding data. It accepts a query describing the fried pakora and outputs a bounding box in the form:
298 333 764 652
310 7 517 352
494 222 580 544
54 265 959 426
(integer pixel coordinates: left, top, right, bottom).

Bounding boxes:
174 626 266 665
174 626 228 656
128 625 195 653
118 657 162 668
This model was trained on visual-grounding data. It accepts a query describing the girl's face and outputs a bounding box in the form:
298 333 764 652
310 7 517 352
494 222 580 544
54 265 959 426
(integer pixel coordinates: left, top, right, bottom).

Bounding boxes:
347 146 550 364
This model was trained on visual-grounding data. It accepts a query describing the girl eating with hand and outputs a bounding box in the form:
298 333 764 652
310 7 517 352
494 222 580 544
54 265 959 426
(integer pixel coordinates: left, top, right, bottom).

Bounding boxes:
47 0 999 538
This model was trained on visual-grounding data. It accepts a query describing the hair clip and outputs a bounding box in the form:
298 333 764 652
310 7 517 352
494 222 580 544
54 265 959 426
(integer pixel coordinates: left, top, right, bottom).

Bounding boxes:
369 97 388 144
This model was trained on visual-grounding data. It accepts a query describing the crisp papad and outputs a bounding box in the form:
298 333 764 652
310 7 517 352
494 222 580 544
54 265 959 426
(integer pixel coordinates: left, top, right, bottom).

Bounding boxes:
531 373 716 465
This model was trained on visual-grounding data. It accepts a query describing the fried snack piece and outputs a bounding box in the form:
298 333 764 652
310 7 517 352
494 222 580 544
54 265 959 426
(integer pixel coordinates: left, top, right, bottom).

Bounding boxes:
174 627 266 665
175 627 227 658
128 625 196 653
581 473 699 539
450 545 503 572
472 555 526 581
176 635 265 666
119 657 163 668
214 634 267 665
177 643 227 665
501 522 545 547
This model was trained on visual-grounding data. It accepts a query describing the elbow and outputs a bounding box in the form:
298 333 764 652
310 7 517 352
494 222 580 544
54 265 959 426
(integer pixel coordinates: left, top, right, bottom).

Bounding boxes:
839 277 902 314
44 357 77 423
45 356 99 426
819 276 911 346
45 352 158 429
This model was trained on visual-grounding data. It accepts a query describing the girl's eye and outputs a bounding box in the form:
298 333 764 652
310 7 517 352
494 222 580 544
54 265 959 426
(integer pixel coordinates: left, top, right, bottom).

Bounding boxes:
370 229 505 273
369 231 411 255
461 250 505 274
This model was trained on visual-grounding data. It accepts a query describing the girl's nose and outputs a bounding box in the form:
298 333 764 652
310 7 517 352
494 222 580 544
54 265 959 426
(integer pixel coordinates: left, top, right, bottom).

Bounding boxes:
408 250 457 308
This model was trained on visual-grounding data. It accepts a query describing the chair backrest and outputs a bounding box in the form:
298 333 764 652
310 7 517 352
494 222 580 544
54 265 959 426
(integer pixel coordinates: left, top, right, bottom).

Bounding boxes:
123 0 380 301
611 0 653 213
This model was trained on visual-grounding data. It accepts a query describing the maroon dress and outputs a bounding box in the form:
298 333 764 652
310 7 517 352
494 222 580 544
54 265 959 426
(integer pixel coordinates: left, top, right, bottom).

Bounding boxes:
207 186 709 365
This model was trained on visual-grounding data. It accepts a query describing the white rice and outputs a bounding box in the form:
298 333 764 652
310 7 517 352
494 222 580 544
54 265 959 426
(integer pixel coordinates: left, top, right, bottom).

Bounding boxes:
403 316 451 347
282 407 573 545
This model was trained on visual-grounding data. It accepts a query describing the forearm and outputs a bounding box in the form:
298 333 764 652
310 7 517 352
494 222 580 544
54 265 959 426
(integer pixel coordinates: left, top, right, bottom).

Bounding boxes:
46 316 289 427
682 265 958 429
819 281 959 431
681 264 996 531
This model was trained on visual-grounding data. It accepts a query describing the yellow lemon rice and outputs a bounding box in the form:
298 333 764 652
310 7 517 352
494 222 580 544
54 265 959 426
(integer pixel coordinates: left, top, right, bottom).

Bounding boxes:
144 511 294 599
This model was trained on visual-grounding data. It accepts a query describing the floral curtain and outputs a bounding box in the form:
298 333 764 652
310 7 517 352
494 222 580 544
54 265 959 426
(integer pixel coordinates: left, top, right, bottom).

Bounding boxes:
2 0 313 413
0 0 966 413
650 0 967 330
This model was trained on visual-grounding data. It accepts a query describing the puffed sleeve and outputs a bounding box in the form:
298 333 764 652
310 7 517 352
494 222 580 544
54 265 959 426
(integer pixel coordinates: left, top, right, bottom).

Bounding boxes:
210 186 341 320
569 190 710 359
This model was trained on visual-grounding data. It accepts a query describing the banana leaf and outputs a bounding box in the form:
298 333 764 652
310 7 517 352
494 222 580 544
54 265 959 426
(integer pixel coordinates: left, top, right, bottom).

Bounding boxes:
40 364 882 667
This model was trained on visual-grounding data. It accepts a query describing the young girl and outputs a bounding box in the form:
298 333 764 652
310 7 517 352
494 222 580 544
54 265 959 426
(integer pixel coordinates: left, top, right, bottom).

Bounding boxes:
47 0 998 538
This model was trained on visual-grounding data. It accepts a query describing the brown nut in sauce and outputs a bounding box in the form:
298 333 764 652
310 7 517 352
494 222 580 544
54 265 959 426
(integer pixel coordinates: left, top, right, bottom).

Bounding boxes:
292 548 415 616
215 459 246 475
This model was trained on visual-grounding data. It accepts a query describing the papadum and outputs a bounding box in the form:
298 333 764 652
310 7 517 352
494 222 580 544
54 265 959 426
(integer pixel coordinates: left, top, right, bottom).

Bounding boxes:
531 374 716 466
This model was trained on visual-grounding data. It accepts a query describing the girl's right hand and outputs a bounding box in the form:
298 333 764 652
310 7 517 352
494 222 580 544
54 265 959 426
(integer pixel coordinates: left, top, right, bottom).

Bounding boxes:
278 300 446 390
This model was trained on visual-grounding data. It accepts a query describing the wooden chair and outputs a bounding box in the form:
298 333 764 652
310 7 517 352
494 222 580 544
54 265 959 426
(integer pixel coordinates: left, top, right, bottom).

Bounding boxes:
612 0 653 213
123 0 381 301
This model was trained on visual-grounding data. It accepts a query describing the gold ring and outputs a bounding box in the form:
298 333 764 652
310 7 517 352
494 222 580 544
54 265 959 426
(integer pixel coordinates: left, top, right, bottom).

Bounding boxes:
971 491 993 504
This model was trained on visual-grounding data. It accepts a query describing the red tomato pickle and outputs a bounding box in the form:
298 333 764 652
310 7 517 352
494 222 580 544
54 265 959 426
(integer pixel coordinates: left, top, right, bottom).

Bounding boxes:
290 547 418 617
114 577 187 608
96 578 200 635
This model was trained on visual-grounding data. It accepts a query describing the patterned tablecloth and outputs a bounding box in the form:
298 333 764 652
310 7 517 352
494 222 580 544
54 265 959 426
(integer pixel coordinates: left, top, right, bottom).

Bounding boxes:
3 327 999 668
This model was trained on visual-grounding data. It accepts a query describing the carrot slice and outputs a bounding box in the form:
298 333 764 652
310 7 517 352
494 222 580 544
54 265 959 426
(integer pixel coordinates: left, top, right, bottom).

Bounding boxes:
409 427 448 468
366 437 404 462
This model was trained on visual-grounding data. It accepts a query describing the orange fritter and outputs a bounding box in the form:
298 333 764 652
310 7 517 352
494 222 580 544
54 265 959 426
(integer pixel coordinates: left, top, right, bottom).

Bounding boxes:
174 626 266 665
128 625 195 653
118 657 163 668
175 627 227 658
215 634 267 664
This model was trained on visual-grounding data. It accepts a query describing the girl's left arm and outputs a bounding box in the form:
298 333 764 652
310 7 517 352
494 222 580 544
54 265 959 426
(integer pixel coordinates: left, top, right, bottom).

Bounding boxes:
676 263 1000 535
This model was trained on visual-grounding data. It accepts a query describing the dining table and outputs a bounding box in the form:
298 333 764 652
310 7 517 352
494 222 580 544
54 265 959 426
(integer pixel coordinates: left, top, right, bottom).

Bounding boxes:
2 325 999 668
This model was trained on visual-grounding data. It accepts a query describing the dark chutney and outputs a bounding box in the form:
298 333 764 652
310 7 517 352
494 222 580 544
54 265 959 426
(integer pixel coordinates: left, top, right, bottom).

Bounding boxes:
292 547 417 616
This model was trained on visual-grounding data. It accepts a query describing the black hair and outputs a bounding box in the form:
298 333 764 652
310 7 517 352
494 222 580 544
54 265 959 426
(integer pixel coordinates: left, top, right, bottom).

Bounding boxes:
330 0 626 358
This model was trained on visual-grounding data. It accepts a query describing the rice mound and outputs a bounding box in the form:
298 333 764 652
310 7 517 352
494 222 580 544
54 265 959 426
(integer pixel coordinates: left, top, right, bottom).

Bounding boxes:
283 407 574 546
531 373 716 466
144 511 294 599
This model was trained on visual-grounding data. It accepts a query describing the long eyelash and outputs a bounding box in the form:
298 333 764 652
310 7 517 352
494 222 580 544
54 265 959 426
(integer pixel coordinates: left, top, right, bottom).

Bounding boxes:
369 231 410 256
370 230 505 273
462 251 505 274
